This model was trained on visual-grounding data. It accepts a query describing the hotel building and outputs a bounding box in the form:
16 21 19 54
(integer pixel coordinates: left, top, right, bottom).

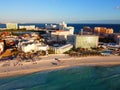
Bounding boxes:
94 27 114 34
50 22 74 41
6 23 18 30
67 35 99 49
19 25 35 30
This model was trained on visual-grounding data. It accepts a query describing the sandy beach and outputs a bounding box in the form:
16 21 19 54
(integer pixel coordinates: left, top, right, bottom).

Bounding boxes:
0 54 120 78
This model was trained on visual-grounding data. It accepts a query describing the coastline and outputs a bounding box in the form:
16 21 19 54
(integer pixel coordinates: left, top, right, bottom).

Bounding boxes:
0 54 120 78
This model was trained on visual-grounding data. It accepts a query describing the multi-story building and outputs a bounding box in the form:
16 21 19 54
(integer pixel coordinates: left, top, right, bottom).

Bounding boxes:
51 28 74 41
45 22 74 31
94 27 114 34
19 25 35 30
67 35 99 48
50 22 74 41
6 23 18 30
45 24 57 30
21 43 49 53
51 30 69 41
58 22 67 30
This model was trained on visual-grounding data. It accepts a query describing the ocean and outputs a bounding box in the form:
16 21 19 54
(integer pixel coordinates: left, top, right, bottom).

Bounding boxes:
0 23 120 33
0 66 120 90
1 24 120 90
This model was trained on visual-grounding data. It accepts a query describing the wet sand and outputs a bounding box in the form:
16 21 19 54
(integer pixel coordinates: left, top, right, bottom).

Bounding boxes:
0 55 120 78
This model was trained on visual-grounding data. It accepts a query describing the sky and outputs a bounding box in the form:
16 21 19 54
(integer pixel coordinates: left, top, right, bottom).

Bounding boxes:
0 0 120 23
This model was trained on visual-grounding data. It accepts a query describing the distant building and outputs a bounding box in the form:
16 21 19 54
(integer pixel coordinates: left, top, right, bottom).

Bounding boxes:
94 27 114 34
6 23 18 29
51 29 74 41
82 26 93 35
50 22 74 41
83 26 92 32
45 22 74 32
19 25 35 30
45 24 57 30
67 35 99 48
58 22 67 30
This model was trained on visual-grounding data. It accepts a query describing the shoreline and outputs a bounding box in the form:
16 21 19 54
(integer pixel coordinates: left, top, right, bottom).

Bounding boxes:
0 55 120 78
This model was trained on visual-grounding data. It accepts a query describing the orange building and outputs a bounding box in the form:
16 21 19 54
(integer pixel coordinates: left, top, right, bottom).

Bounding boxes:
94 27 114 34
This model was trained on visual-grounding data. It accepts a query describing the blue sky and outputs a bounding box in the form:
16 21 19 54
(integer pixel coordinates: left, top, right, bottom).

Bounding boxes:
0 0 120 23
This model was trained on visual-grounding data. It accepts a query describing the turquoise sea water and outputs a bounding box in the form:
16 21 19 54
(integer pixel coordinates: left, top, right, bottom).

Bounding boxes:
0 66 120 90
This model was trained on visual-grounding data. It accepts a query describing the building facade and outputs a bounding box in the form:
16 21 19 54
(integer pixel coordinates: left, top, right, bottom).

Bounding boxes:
45 22 74 33
21 43 49 53
52 44 73 54
67 35 99 49
19 25 35 30
94 27 114 34
51 29 74 41
6 23 18 29
58 22 67 30
45 24 57 30
50 22 74 41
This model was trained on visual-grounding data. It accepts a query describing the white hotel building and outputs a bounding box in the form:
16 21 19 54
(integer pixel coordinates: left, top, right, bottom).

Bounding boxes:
50 22 74 41
19 25 35 30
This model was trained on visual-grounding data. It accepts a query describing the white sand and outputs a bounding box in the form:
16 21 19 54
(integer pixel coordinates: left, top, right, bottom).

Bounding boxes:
0 54 120 78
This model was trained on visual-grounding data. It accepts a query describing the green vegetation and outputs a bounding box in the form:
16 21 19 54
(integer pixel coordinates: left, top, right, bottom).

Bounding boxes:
0 48 18 59
48 49 55 54
99 36 116 43
65 47 102 57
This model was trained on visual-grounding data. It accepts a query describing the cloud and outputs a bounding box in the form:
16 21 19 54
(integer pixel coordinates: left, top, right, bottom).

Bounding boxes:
115 6 120 10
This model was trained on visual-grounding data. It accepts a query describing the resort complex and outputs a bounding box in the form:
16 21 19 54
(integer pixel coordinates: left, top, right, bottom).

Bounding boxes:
0 22 120 78
1 0 120 89
0 22 120 57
